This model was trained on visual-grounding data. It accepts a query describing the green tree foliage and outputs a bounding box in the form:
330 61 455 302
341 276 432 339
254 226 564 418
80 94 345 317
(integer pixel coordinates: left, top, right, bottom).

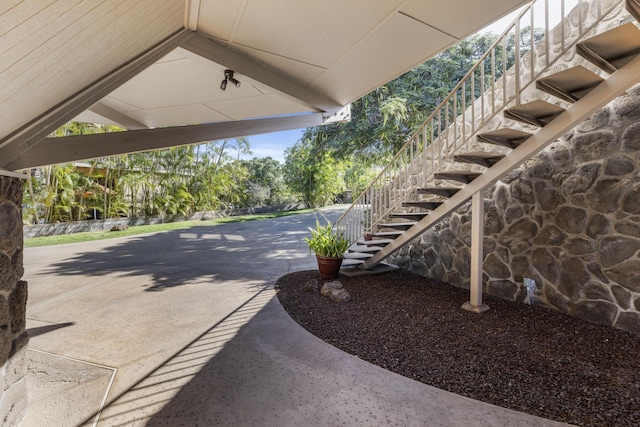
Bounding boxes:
282 33 502 205
241 156 293 206
283 139 345 208
24 126 301 224
297 33 501 164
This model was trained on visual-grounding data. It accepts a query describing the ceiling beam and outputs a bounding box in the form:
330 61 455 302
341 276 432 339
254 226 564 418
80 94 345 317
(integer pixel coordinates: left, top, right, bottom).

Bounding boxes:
88 102 148 130
0 28 195 170
181 33 343 114
6 113 325 170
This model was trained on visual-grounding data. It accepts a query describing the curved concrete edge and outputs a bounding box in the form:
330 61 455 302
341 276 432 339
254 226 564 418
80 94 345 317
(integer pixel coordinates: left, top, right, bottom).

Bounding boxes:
144 288 570 426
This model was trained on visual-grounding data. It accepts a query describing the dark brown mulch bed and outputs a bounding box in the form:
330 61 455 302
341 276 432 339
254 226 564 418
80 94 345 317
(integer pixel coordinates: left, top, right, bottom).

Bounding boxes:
275 270 640 427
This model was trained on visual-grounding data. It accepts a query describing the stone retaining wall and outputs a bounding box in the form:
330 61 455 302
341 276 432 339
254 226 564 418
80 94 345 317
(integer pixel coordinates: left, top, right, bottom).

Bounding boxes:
0 177 28 425
24 203 306 238
391 84 640 336
391 1 640 335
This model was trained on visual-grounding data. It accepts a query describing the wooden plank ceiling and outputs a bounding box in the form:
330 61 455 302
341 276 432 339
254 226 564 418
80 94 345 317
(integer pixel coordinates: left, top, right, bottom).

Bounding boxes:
0 0 527 170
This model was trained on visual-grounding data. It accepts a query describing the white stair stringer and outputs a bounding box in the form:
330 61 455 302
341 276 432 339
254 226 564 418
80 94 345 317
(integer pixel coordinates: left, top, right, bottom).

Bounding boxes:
361 53 640 270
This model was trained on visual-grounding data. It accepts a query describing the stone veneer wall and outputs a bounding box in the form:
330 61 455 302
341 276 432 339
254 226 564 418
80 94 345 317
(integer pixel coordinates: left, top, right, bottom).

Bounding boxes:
0 177 28 425
390 84 640 336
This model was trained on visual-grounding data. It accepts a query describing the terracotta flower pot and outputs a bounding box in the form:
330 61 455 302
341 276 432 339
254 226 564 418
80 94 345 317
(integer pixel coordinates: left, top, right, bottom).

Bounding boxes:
316 255 343 279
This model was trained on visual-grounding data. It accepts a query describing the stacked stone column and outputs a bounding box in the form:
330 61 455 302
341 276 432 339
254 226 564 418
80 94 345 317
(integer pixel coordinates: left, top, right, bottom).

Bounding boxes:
0 176 28 425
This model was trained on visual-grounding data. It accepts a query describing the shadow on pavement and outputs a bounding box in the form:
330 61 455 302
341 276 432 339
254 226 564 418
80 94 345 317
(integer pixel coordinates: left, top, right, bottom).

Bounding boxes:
81 286 273 426
27 322 75 338
43 214 319 292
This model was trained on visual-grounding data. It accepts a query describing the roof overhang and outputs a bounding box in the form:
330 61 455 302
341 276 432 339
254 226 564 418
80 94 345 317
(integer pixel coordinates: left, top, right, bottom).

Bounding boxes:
0 0 528 170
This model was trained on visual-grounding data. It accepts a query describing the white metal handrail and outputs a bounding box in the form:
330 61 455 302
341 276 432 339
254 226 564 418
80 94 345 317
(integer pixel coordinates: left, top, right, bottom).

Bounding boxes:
336 0 623 244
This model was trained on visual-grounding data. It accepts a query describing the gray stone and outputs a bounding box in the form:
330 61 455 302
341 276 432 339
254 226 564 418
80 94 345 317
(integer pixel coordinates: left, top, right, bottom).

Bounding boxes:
502 218 538 254
614 311 640 336
635 296 640 311
460 222 472 247
566 237 595 255
110 223 129 232
0 203 22 256
604 260 640 292
621 121 640 152
11 332 28 361
495 245 509 263
586 213 611 239
0 177 23 206
510 255 532 283
581 282 613 302
510 180 534 204
440 245 454 270
598 236 640 268
570 194 587 208
548 141 572 168
449 213 462 236
554 206 587 234
544 285 571 312
527 152 555 179
0 295 8 326
605 154 635 176
452 248 471 278
572 130 618 162
561 164 600 196
320 281 343 297
486 280 519 301
615 90 640 121
577 108 610 132
587 262 609 284
557 257 589 300
615 221 640 237
484 206 505 235
431 262 445 279
328 288 351 303
0 253 14 291
303 279 320 293
534 181 565 211
570 300 618 327
532 248 558 283
505 206 524 223
423 248 438 267
483 253 511 280
586 178 632 213
621 185 640 214
483 238 496 255
420 231 440 247
0 296 10 364
446 270 463 288
534 225 567 246
11 250 23 282
610 284 632 309
440 229 457 245
493 184 510 211
9 281 27 336
501 168 521 184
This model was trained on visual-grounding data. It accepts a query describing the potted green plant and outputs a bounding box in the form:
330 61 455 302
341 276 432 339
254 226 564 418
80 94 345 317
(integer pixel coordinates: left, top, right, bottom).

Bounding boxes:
304 220 351 279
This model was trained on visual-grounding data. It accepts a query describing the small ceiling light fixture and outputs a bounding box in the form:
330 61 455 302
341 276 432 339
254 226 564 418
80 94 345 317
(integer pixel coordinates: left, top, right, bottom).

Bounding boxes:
220 69 241 91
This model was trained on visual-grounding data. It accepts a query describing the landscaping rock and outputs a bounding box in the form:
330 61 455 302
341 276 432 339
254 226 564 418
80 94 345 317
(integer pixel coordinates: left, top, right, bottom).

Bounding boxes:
111 224 129 232
303 279 320 293
328 288 352 303
320 281 343 297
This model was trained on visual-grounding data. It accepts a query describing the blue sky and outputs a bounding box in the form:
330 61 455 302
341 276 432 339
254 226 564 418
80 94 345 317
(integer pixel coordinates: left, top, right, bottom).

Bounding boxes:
243 128 305 163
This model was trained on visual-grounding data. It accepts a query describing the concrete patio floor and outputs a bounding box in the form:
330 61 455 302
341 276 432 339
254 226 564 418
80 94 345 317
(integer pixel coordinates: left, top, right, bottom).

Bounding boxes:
22 206 569 426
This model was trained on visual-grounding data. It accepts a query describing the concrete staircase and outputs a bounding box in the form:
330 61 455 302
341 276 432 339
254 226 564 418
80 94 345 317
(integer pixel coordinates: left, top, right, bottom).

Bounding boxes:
337 0 640 275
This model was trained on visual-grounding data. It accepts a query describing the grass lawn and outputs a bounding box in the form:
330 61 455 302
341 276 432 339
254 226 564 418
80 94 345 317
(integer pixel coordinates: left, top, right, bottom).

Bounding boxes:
24 209 313 248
